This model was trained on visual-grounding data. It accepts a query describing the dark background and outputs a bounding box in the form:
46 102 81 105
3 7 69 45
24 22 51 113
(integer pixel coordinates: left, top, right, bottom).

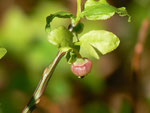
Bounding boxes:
0 0 150 113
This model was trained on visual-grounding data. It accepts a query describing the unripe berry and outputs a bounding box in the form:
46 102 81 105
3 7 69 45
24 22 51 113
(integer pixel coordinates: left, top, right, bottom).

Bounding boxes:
71 58 92 78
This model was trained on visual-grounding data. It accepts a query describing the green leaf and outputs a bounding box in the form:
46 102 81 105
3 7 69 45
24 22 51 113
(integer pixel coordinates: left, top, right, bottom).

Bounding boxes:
78 30 120 59
116 7 131 22
48 26 73 52
65 50 77 64
0 48 7 59
84 0 109 9
82 0 117 20
65 44 80 64
45 12 74 33
82 0 131 21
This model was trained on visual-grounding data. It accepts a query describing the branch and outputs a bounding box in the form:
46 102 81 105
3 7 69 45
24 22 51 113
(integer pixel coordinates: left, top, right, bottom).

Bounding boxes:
131 18 150 113
132 18 150 73
22 51 65 113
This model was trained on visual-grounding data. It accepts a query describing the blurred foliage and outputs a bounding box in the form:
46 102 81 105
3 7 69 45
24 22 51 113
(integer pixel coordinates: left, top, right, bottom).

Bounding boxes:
0 0 150 113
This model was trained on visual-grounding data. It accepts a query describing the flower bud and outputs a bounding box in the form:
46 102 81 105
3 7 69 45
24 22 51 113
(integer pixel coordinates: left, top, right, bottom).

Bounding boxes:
71 58 92 78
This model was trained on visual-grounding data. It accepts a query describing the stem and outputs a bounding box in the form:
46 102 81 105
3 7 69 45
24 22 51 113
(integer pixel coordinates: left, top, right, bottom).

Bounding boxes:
73 32 79 42
132 18 149 73
131 18 149 113
71 0 81 41
72 0 82 26
77 0 81 19
22 51 65 113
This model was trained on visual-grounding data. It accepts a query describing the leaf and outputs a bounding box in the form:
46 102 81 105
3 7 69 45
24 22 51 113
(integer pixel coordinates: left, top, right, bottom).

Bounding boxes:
65 44 80 64
45 12 74 33
48 26 73 52
82 0 131 21
116 7 131 22
0 48 7 59
82 0 117 20
65 50 77 64
78 30 120 59
84 0 108 9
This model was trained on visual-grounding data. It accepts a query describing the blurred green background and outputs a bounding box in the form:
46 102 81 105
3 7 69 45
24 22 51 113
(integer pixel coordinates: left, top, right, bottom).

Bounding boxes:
0 0 150 113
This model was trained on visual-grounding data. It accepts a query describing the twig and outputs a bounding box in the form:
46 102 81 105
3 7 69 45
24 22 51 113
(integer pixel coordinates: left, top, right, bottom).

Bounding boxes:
22 51 65 113
132 18 150 73
131 18 150 113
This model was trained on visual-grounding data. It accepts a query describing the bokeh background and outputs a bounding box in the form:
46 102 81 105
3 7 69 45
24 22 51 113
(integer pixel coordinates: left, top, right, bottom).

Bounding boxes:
0 0 150 113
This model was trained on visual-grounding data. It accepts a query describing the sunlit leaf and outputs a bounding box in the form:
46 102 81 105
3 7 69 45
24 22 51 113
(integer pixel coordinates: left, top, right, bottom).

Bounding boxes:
78 30 120 59
45 12 74 33
116 7 131 22
0 48 7 59
48 26 73 52
84 0 109 9
82 0 117 20
82 0 131 21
